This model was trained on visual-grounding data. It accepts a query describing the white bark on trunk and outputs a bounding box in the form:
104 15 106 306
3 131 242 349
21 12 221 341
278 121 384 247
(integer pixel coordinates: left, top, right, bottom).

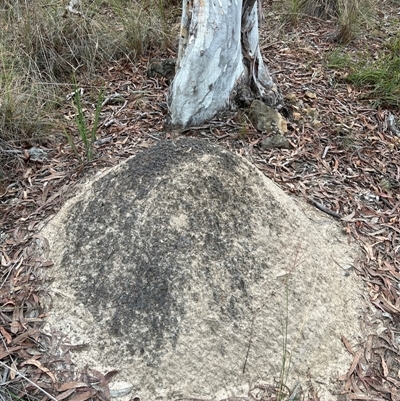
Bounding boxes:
241 0 275 99
168 0 280 128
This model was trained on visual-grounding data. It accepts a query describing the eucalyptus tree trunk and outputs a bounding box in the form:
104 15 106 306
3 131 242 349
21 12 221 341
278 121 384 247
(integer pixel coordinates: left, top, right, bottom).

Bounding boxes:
168 0 281 128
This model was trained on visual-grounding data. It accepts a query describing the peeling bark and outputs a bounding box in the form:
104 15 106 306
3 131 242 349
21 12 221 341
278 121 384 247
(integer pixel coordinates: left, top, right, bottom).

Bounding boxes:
168 0 281 128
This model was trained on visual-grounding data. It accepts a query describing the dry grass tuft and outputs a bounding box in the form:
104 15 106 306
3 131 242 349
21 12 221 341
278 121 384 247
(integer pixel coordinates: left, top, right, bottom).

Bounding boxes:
282 0 376 44
0 0 179 145
297 0 339 18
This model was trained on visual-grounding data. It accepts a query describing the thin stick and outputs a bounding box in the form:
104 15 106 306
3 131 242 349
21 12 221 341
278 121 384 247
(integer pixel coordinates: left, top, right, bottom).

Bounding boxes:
0 360 58 401
242 317 255 374
308 197 341 219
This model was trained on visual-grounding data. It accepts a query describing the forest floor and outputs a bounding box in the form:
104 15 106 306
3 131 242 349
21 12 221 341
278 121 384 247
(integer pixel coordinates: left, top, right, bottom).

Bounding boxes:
0 1 400 400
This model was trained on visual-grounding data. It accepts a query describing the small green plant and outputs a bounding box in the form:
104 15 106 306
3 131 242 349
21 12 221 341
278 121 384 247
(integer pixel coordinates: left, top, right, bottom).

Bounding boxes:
347 57 400 106
386 35 400 54
287 0 302 24
326 35 400 107
1 388 24 401
65 81 104 162
326 48 355 70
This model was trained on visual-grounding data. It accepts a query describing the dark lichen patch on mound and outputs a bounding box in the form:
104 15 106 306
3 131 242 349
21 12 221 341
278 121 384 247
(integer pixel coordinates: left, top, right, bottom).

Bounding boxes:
59 139 291 358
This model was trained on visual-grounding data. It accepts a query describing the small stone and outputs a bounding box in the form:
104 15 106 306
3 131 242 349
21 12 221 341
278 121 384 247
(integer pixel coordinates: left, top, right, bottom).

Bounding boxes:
305 108 318 119
293 112 302 121
147 59 176 80
249 100 287 134
109 381 133 398
305 91 317 99
284 92 297 102
28 147 48 161
260 135 293 150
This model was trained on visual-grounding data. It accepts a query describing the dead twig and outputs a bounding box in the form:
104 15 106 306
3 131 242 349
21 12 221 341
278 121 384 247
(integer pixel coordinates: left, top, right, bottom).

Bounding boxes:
0 360 58 401
308 197 341 219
